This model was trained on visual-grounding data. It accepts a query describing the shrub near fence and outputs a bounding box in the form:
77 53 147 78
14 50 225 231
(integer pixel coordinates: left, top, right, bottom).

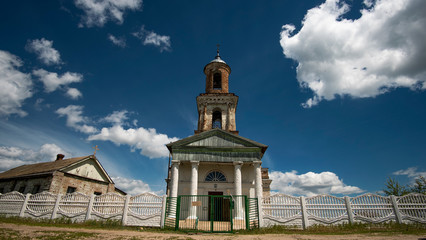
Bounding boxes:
263 193 426 229
0 191 165 227
0 191 425 229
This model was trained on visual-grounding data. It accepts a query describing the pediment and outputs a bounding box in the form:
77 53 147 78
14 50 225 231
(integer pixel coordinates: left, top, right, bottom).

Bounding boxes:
62 158 111 183
167 129 267 152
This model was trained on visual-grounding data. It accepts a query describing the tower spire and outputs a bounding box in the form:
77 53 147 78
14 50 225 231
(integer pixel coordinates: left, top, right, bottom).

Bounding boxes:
216 44 220 59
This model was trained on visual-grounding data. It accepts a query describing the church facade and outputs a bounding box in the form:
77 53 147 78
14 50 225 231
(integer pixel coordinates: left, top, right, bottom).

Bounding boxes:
166 51 271 222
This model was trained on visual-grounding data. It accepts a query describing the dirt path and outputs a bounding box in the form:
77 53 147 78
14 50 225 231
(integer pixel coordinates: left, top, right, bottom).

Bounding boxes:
0 223 425 240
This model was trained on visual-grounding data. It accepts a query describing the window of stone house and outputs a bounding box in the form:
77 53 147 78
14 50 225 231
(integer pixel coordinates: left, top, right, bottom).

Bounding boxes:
18 186 26 193
205 171 227 182
212 111 222 129
213 72 222 89
32 185 41 194
66 186 76 194
94 191 102 195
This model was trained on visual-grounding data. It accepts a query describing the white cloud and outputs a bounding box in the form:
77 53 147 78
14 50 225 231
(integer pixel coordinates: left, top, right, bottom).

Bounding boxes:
280 0 426 107
75 0 142 27
0 144 69 172
102 110 128 125
33 69 83 93
56 105 97 134
0 50 33 117
66 88 83 99
26 38 62 65
88 125 179 159
112 176 152 195
270 170 364 196
394 167 426 182
108 34 126 47
133 26 171 52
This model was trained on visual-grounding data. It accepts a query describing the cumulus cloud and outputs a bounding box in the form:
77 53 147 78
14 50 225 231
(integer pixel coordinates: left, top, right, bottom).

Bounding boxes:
112 176 152 195
0 144 69 172
33 69 83 93
25 38 62 65
132 25 171 52
66 88 83 99
88 125 179 159
270 170 363 196
108 34 126 47
56 105 97 134
74 0 142 27
280 0 426 107
0 50 33 117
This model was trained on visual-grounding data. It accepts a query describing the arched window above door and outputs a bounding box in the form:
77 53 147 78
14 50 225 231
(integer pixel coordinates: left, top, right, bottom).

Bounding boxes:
205 171 227 182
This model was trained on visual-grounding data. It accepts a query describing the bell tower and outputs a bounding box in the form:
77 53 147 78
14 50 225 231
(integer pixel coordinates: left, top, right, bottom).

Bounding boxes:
195 47 239 134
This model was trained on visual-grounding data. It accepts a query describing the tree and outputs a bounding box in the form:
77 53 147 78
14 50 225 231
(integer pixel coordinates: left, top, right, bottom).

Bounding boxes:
411 176 426 194
383 177 410 196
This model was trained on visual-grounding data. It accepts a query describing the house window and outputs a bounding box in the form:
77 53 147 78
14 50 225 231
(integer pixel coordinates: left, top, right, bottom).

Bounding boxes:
212 111 222 129
213 72 222 89
32 185 41 194
18 186 26 193
94 191 102 195
205 171 227 182
66 186 76 194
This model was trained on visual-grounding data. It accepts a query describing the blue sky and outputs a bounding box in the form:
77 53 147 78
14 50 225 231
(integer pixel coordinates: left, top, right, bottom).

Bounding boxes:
1 0 425 196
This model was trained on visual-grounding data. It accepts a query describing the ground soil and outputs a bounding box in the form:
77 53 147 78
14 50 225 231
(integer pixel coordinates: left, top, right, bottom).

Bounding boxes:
0 223 425 240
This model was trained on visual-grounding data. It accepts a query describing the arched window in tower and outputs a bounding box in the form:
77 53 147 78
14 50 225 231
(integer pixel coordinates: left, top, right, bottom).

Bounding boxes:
205 171 227 182
212 111 222 129
213 72 222 89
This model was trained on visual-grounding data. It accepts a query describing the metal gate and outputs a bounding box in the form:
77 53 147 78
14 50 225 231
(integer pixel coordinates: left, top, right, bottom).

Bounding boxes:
163 195 259 232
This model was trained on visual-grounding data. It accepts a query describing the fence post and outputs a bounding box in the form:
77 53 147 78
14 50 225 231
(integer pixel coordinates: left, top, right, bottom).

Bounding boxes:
300 196 309 230
390 195 402 224
122 195 131 226
344 196 354 224
160 195 167 228
85 194 95 221
51 194 62 219
19 193 31 217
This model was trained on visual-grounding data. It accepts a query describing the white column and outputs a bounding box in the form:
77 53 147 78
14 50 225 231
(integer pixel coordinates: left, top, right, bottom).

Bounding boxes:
169 161 180 219
190 161 199 196
234 161 243 219
253 161 264 227
170 161 180 198
188 161 199 219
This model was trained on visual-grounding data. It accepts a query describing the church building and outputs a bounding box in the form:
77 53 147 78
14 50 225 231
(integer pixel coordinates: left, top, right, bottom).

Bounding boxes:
165 50 271 230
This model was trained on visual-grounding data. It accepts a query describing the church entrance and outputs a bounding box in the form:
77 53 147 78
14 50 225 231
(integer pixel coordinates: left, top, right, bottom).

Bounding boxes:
208 192 230 222
164 195 259 232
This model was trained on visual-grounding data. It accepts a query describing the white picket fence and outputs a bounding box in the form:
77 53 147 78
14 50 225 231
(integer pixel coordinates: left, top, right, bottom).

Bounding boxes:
262 193 426 229
0 191 425 229
0 191 165 227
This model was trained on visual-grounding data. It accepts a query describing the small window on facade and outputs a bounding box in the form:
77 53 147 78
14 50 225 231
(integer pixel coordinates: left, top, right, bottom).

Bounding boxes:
205 171 227 182
213 72 222 89
66 186 76 194
18 186 26 193
212 111 222 129
32 185 41 194
94 191 102 195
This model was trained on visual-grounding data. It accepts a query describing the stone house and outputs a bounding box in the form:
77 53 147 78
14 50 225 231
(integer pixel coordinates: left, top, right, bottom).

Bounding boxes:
0 154 124 195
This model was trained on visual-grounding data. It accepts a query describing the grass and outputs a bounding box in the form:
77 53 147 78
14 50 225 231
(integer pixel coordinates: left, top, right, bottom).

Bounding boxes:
238 222 426 235
1 215 425 236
